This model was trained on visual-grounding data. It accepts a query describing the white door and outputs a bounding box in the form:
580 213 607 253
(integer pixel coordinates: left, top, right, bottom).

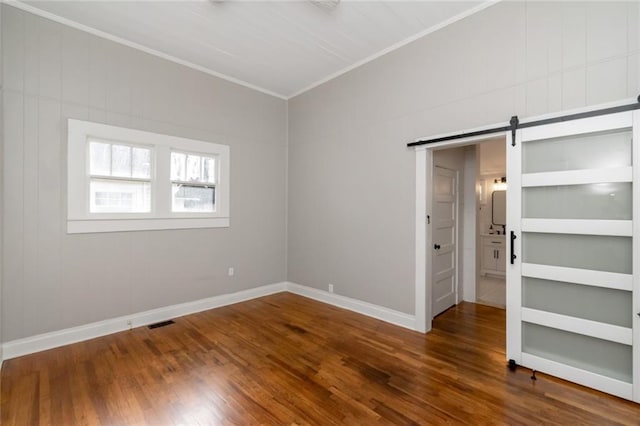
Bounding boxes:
432 166 458 316
506 110 639 402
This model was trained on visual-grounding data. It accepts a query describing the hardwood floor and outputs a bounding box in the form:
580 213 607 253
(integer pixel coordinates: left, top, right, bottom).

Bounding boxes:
3 293 640 425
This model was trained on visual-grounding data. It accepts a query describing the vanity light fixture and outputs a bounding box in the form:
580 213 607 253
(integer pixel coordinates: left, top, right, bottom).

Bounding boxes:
493 176 507 191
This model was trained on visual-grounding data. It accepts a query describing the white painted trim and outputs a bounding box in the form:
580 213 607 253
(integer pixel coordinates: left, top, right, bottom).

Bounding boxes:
414 148 428 332
506 129 522 363
289 0 499 99
67 217 230 234
285 282 416 331
632 110 640 402
521 167 632 187
424 150 434 327
521 308 632 346
3 0 287 100
521 353 632 401
3 282 287 360
521 219 632 236
521 111 633 142
522 263 632 291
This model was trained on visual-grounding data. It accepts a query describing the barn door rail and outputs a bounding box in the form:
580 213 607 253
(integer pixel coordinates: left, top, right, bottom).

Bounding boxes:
406 95 640 148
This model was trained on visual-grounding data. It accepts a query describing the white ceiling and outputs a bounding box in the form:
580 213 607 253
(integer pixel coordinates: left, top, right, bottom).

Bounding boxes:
17 1 489 99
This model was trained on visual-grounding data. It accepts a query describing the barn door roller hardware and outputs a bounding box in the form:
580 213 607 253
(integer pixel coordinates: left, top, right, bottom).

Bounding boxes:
407 95 640 148
509 116 519 147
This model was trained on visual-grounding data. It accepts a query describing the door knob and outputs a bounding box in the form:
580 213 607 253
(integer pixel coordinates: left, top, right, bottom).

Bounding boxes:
434 244 441 250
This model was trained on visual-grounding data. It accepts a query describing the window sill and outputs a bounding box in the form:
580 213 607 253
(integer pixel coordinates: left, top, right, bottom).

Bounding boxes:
67 217 230 234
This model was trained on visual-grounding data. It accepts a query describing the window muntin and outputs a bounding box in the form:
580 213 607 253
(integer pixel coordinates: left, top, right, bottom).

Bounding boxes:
171 151 217 212
170 152 216 184
88 141 152 213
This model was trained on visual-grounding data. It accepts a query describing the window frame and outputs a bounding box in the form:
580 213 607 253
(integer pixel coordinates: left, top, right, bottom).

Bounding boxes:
68 119 230 234
169 150 218 214
87 138 155 216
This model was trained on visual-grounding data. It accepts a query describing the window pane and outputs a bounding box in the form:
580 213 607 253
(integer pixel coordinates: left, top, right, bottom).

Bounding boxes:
171 152 186 181
186 155 201 182
523 183 632 220
523 322 632 383
111 145 132 177
202 156 216 184
172 184 215 212
132 147 151 179
522 277 632 327
523 129 631 174
89 142 111 176
523 233 632 274
90 179 150 213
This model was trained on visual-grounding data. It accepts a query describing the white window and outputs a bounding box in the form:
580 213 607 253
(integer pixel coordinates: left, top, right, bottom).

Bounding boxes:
170 151 216 213
68 119 230 233
89 141 152 213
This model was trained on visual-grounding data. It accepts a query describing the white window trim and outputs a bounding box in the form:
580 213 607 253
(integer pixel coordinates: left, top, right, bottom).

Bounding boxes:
68 119 230 233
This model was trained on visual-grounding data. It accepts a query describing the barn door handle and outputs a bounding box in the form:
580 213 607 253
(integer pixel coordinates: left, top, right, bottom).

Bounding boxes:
434 244 441 250
510 231 517 265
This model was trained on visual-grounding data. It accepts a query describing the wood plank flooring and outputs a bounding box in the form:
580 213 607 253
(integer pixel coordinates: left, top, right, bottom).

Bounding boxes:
3 293 640 425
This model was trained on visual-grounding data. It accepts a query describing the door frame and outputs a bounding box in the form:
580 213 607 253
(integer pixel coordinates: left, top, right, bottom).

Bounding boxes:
415 133 503 332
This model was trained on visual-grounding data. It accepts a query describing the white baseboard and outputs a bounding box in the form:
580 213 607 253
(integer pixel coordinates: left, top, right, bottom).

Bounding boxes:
2 281 418 360
2 282 287 360
285 282 416 331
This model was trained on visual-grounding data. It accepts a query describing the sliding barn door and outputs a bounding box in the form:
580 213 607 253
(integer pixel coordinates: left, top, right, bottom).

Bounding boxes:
506 110 639 401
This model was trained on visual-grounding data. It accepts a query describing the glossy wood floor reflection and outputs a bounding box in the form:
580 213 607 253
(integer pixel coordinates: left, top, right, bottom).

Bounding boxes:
3 294 640 425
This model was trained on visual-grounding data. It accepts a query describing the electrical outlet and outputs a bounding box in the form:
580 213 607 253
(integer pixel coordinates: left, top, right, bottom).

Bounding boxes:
328 284 334 293
127 320 132 329
228 267 235 276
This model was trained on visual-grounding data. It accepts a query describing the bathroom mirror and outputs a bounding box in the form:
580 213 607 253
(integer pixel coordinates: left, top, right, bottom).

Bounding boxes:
492 190 506 226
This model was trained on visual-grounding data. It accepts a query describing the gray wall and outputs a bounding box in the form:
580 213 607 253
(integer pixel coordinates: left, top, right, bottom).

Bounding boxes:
2 1 639 342
287 1 640 314
2 5 288 342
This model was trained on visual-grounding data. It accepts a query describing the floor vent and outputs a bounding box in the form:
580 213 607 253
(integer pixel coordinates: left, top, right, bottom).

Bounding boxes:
148 320 175 329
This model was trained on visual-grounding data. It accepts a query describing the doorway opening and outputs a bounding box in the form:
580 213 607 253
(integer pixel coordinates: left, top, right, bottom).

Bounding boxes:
429 136 507 319
475 138 507 308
